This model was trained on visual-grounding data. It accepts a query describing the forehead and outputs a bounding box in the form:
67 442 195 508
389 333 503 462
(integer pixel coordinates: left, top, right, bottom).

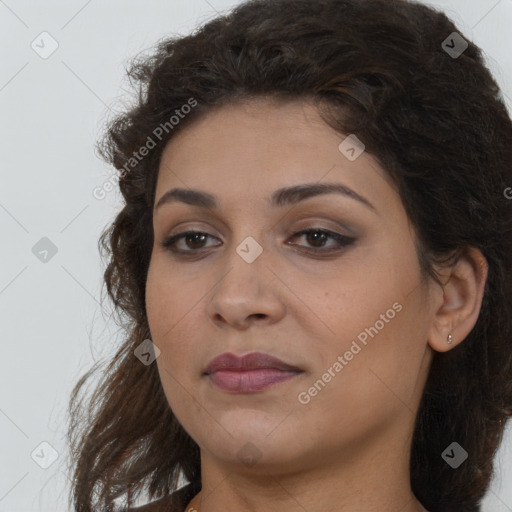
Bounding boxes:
155 98 394 211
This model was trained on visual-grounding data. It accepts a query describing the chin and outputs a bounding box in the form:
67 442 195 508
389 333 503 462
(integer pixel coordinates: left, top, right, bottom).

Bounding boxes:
218 407 293 438
193 414 301 460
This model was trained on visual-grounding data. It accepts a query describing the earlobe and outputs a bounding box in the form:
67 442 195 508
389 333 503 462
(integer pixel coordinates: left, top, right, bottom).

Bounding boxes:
427 247 488 353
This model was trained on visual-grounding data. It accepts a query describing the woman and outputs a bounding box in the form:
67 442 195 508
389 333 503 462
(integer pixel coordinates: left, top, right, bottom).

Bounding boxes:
67 0 512 511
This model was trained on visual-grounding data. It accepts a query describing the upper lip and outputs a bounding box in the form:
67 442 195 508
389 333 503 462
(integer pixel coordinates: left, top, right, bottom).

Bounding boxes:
203 352 302 374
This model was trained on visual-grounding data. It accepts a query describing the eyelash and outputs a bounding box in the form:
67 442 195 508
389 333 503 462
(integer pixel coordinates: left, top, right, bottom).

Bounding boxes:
161 228 356 257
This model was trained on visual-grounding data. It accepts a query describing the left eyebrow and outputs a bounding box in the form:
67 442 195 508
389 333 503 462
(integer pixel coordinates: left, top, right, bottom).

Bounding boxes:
154 182 377 214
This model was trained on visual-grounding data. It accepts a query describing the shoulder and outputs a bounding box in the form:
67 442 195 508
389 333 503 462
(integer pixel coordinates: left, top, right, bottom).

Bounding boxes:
126 482 201 512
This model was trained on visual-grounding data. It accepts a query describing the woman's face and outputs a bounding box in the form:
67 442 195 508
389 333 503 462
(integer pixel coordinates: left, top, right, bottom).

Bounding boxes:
146 98 438 474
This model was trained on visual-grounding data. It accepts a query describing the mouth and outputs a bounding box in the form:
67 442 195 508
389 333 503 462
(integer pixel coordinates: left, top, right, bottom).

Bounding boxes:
203 352 304 393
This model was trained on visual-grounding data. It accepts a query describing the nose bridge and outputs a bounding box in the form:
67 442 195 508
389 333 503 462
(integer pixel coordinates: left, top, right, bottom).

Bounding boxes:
219 231 269 295
206 225 285 325
222 204 269 272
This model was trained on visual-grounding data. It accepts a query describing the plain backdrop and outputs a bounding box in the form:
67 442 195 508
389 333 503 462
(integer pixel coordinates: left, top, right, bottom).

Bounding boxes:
1 1 511 510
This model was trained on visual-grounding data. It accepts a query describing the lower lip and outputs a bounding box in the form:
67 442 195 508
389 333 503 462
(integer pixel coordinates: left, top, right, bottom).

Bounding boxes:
208 369 302 393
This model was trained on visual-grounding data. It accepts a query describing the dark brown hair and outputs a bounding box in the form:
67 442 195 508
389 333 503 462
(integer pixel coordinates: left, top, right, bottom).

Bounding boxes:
67 0 512 510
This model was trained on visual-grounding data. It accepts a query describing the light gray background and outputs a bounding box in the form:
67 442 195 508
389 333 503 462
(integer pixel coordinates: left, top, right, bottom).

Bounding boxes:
1 1 511 510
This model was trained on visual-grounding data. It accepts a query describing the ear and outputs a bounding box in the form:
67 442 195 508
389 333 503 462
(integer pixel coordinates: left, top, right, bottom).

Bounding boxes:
427 247 488 353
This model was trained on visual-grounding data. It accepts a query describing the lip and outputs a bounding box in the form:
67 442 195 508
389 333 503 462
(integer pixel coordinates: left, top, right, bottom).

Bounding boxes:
203 352 303 393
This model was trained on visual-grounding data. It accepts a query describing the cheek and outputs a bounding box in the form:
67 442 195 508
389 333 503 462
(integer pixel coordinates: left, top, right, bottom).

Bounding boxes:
296 310 421 442
146 265 202 422
317 271 402 349
318 290 429 425
145 258 207 370
146 259 194 336
308 251 423 395
146 267 190 385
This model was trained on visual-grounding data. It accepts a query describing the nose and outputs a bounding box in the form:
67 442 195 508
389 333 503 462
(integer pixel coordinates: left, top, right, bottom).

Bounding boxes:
206 244 286 330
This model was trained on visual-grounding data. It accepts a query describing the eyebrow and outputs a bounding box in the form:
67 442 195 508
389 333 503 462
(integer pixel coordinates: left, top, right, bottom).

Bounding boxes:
154 182 377 213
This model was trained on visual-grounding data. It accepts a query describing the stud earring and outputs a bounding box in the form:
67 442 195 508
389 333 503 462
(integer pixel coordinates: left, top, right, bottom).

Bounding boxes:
447 333 453 344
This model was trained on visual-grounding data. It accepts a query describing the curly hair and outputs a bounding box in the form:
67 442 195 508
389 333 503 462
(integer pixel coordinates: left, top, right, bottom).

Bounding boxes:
67 0 512 510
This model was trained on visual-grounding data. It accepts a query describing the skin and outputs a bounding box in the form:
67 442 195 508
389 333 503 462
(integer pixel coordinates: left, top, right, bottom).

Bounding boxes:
145 97 488 512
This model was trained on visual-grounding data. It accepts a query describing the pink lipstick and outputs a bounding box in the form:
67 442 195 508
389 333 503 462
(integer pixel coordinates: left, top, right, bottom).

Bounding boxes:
203 352 303 393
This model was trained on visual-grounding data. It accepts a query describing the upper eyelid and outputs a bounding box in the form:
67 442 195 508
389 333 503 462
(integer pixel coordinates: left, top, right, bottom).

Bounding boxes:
159 212 359 238
155 200 363 229
167 226 347 238
163 225 352 241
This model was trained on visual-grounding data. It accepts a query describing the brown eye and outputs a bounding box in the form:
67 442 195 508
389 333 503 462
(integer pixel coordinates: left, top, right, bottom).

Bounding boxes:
162 231 219 253
288 229 356 253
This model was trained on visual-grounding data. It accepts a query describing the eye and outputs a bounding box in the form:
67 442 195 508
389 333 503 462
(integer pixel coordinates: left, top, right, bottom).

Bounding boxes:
288 228 356 253
161 231 219 253
161 228 356 256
